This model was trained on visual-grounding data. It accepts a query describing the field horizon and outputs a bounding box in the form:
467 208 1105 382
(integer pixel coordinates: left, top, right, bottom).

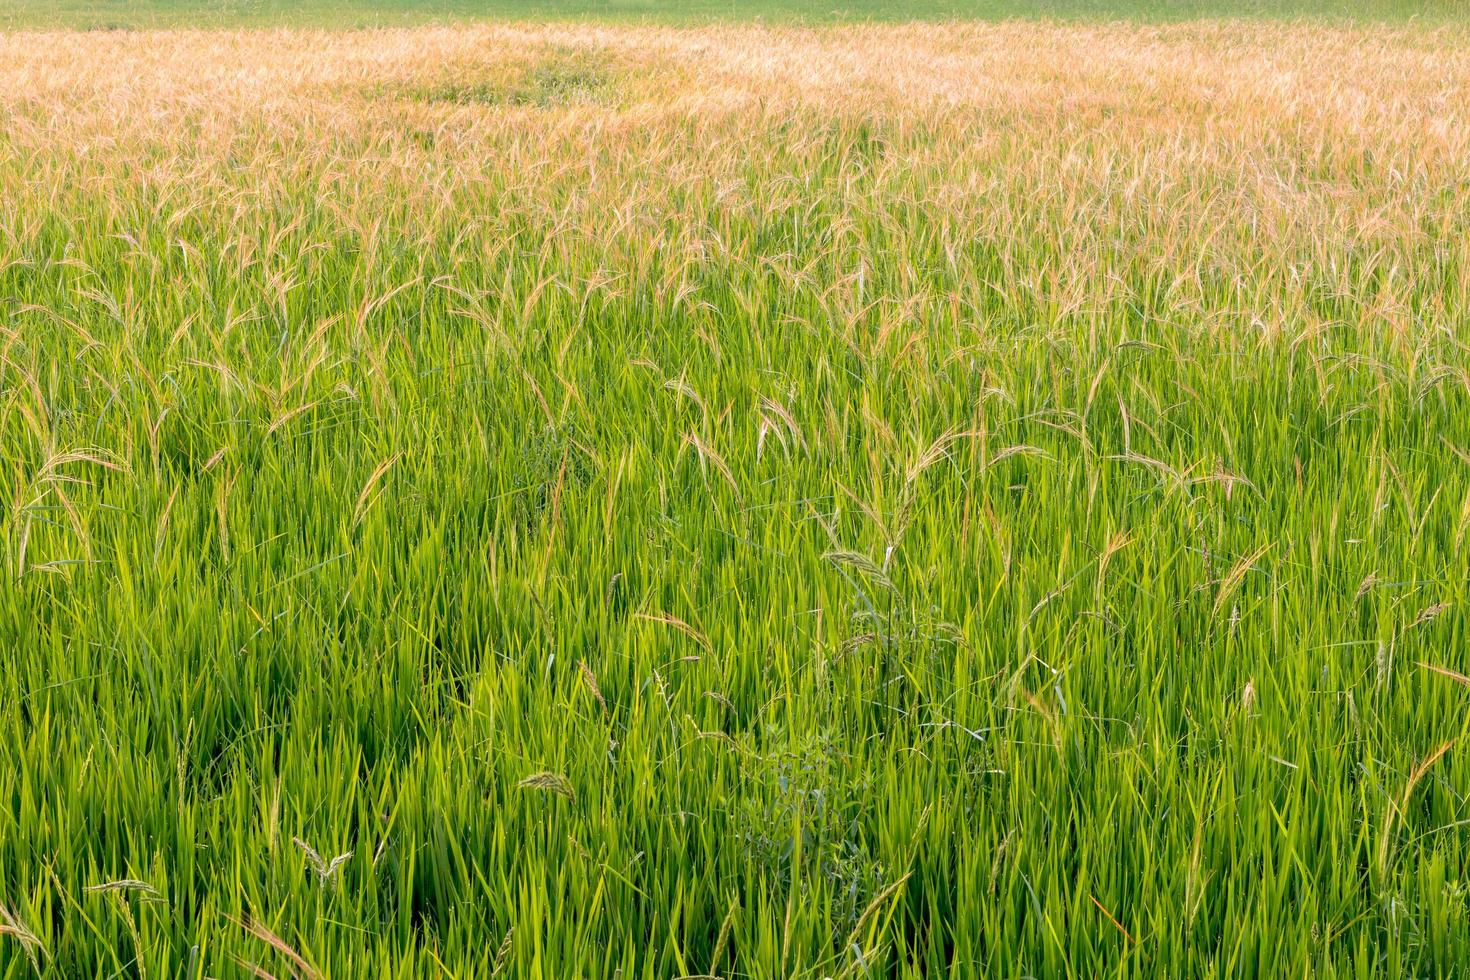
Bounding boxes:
1 0 1467 30
3 6 1470 979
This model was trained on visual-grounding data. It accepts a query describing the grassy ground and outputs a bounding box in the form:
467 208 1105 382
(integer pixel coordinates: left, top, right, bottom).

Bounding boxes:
0 0 1464 28
3 14 1470 980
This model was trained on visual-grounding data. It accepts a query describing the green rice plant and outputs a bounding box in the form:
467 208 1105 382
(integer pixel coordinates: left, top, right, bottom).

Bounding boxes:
1 14 1469 980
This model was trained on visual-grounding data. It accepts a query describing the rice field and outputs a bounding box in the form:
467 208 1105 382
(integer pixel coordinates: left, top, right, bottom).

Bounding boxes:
3 10 1470 979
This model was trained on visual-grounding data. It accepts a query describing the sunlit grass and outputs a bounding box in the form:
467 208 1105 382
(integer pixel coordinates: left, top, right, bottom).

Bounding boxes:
2 17 1470 979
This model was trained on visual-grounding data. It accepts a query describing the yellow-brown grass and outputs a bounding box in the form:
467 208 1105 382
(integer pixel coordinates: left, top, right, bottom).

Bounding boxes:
3 21 1467 352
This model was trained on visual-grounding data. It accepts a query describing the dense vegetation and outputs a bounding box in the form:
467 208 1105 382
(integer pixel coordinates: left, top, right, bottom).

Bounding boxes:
2 14 1470 980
